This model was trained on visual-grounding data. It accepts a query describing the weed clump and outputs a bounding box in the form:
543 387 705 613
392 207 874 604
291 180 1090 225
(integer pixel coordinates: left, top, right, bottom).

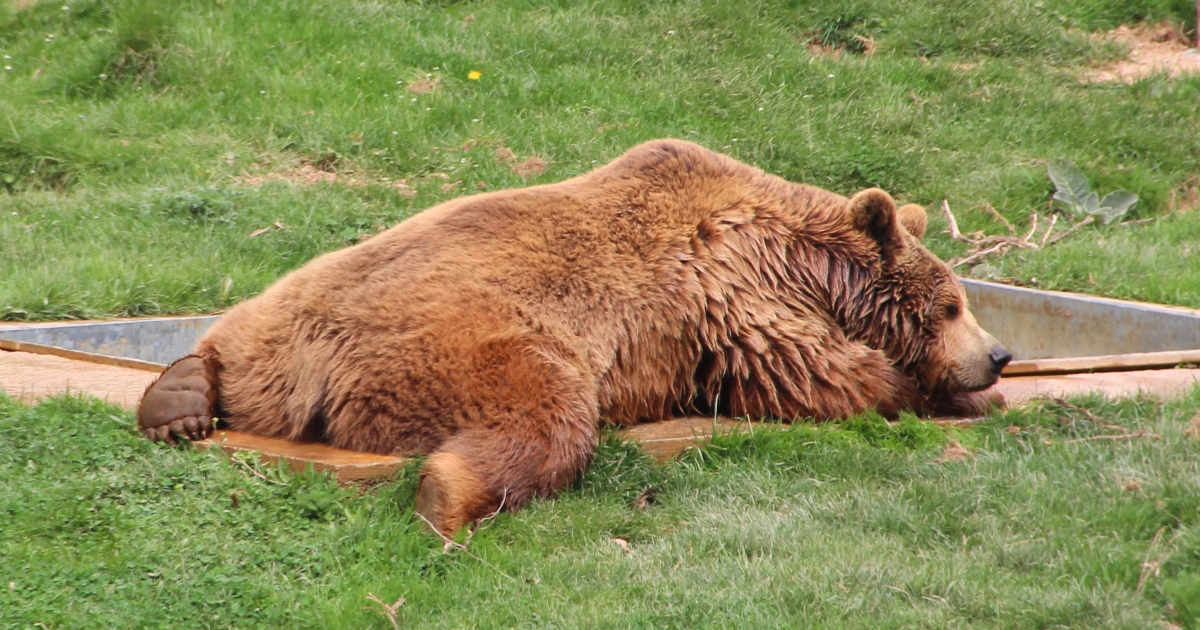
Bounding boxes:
0 140 79 193
58 0 183 97
149 187 241 224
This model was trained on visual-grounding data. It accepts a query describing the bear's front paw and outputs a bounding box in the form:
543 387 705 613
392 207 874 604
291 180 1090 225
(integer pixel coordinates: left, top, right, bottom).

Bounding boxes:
137 355 216 445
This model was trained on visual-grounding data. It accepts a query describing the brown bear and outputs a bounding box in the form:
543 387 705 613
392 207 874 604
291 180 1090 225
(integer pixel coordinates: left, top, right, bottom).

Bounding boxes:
137 139 1010 533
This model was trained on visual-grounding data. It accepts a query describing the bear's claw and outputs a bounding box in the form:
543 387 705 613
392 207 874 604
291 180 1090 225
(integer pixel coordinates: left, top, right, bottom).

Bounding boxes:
138 355 217 445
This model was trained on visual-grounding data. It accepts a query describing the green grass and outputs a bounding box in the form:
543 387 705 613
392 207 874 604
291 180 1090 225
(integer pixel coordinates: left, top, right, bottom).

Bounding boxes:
6 391 1200 627
4 1 1200 626
0 0 1198 318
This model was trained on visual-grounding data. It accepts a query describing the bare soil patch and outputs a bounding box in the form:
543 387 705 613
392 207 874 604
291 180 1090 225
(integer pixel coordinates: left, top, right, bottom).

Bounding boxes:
1086 23 1200 83
405 77 442 95
237 163 341 187
511 156 547 178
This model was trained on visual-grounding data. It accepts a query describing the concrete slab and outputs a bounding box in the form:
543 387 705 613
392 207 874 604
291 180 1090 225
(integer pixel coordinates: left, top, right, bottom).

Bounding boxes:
5 347 1199 480
0 349 156 408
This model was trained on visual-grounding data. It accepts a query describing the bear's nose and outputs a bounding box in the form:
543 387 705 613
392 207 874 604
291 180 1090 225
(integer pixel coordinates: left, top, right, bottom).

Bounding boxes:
989 344 1013 373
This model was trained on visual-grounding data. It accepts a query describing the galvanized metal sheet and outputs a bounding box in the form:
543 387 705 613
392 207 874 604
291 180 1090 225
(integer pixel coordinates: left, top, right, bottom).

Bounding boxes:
0 316 219 365
2 281 1198 365
963 280 1200 360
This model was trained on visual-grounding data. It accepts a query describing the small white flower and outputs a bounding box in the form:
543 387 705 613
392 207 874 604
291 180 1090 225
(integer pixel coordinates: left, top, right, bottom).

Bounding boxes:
757 107 763 111
667 30 675 35
3 55 10 59
425 107 431 111
99 73 107 78
4 66 10 71
472 118 480 122
62 5 70 10
260 90 266 95
411 97 417 102
827 74 834 78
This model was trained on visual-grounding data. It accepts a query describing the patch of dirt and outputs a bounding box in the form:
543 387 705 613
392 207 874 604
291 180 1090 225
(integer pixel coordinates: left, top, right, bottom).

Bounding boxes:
933 440 972 463
236 163 342 187
1183 413 1200 439
1085 22 1200 83
235 161 420 197
1169 177 1200 214
801 34 877 58
511 156 547 178
405 77 442 95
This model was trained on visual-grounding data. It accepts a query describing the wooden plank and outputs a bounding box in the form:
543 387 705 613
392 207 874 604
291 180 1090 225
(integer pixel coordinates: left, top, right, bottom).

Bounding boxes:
196 430 408 483
1003 349 1200 376
0 338 166 373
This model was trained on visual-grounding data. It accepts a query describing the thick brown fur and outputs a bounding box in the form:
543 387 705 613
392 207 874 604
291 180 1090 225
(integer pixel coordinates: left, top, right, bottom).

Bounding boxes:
137 139 1009 533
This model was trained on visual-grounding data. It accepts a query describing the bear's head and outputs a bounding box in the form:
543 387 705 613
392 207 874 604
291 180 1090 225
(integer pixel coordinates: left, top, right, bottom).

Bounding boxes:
843 188 1012 398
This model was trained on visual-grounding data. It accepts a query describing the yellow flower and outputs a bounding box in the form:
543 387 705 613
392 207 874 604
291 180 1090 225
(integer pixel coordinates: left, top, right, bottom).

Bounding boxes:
467 70 482 81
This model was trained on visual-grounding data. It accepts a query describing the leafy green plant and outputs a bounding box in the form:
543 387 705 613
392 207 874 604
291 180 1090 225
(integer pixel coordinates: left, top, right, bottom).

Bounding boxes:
1047 158 1138 224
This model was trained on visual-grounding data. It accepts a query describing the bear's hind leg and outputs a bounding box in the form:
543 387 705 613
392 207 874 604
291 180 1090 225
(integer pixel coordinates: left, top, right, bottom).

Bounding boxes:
137 355 218 445
415 417 599 534
413 347 599 535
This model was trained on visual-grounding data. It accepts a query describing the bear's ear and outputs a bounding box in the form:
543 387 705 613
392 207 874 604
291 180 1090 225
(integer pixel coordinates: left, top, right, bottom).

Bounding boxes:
897 203 927 240
847 188 901 250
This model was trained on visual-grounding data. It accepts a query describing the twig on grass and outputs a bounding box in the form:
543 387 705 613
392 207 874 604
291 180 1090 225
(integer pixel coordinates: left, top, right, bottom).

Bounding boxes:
981 203 1015 234
232 456 288 485
412 509 520 584
940 200 1095 268
1064 431 1161 443
1136 527 1187 596
365 593 405 630
1045 215 1094 246
1038 214 1058 247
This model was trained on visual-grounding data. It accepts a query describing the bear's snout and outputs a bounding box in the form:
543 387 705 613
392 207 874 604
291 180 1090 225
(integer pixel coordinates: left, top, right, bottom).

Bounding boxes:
988 344 1013 374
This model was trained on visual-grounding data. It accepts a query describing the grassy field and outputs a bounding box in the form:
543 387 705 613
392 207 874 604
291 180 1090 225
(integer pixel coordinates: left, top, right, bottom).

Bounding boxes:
4 0 1200 627
4 392 1200 628
1 0 1198 319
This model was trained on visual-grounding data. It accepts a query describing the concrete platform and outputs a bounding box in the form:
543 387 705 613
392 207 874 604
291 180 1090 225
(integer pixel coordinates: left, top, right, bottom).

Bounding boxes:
4 346 1200 480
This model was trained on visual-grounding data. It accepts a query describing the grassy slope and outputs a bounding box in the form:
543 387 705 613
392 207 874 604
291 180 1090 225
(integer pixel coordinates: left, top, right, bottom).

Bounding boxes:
0 0 1198 319
6 392 1200 628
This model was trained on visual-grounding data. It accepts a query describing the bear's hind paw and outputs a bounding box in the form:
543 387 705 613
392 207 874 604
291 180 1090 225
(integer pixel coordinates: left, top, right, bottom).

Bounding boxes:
137 355 217 445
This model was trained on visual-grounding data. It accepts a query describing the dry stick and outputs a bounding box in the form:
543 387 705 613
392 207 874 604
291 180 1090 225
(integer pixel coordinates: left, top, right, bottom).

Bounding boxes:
462 488 508 548
1136 527 1187 596
1052 398 1129 433
1047 216 1095 245
982 202 1016 235
1065 431 1161 443
1021 212 1039 243
1136 528 1167 597
1038 214 1059 247
365 593 405 630
232 456 288 485
952 242 1008 268
941 200 966 241
412 511 520 584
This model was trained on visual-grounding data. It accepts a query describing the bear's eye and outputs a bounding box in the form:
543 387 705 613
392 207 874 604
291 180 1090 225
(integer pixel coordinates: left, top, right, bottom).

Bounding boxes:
944 304 960 319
